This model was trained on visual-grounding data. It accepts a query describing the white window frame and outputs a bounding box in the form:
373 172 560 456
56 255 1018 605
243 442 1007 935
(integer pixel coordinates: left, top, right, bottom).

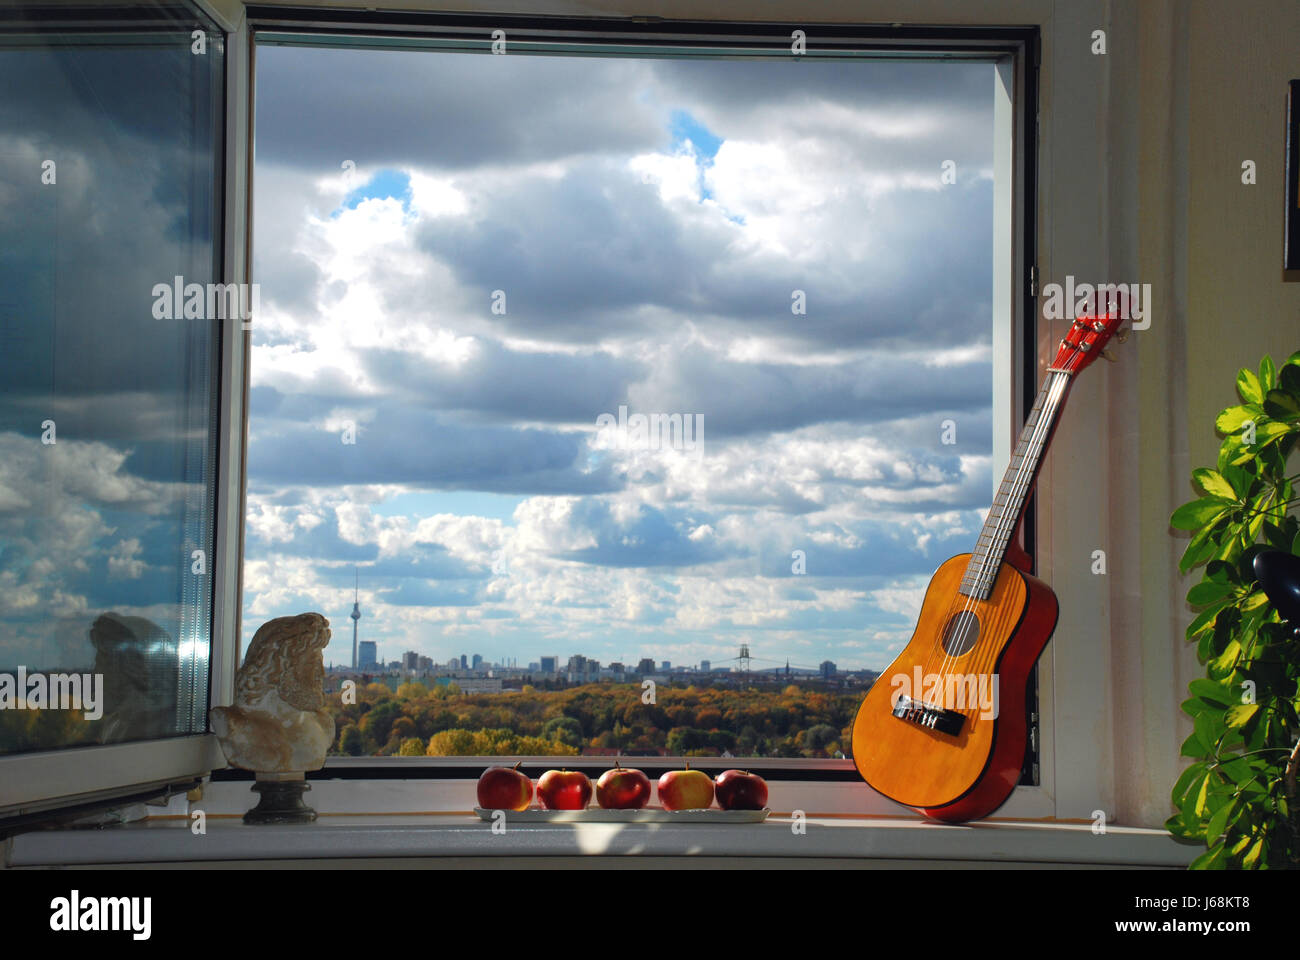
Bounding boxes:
0 0 242 819
228 8 1050 821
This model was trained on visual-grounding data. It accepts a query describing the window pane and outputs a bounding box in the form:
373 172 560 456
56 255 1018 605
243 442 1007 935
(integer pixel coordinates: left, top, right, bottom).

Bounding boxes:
249 38 995 760
0 3 224 754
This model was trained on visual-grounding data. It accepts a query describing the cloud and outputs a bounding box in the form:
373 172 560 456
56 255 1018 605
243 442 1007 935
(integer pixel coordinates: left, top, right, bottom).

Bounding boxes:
227 50 1002 671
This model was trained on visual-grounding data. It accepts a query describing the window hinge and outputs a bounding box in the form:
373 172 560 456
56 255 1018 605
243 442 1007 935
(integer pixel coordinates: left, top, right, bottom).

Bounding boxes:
1029 265 1037 297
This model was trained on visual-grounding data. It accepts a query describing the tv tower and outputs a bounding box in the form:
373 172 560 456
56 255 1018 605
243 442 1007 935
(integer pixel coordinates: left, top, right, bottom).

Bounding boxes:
350 568 362 669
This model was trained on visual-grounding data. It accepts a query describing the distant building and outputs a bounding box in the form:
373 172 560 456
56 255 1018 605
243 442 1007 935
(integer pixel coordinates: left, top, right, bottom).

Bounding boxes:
358 641 378 669
387 660 400 670
661 661 671 671
402 651 419 671
441 677 503 694
637 658 655 674
608 662 625 679
700 660 711 673
528 662 540 672
446 657 459 670
460 654 468 670
417 655 433 672
567 654 598 683
540 656 558 674
821 660 837 679
471 653 483 670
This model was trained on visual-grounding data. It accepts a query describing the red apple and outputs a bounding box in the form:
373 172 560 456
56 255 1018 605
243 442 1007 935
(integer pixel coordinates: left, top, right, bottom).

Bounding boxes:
714 769 768 811
477 761 533 811
596 762 652 810
536 769 593 810
657 762 714 811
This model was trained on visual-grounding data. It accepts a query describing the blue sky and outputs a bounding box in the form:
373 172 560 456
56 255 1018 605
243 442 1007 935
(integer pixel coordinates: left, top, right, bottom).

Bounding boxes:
242 47 997 672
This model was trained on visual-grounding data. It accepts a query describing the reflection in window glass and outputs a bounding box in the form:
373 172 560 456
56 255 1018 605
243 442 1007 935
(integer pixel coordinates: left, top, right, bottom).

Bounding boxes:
0 3 224 754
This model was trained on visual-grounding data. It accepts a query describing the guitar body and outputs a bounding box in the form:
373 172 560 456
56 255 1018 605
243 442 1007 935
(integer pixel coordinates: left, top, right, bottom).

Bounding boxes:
851 552 1058 822
849 303 1126 822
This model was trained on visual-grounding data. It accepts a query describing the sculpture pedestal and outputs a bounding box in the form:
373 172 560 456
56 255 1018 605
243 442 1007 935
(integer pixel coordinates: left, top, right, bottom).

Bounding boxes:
245 772 318 825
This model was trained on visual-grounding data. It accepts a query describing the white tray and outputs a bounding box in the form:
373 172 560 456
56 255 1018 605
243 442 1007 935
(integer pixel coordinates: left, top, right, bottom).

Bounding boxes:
474 806 770 823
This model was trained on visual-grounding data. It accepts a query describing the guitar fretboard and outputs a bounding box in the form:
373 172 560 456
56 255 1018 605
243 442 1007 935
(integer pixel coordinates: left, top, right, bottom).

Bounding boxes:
959 371 1072 599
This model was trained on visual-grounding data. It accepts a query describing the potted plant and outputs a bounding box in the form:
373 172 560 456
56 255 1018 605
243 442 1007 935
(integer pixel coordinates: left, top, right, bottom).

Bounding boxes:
1167 351 1300 868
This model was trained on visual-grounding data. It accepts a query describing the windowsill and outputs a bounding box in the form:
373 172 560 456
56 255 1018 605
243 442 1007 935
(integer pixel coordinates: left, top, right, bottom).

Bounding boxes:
6 813 1197 868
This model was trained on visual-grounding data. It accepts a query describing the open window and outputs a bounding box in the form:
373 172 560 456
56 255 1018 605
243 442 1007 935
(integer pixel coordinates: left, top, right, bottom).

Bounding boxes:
1 4 1042 823
0 0 229 819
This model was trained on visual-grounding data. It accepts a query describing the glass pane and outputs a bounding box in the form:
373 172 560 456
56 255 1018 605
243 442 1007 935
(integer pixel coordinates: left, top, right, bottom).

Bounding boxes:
249 38 995 761
0 3 224 754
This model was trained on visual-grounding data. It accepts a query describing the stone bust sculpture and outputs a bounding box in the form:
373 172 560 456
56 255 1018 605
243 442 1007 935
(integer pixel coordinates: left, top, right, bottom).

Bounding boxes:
210 612 335 773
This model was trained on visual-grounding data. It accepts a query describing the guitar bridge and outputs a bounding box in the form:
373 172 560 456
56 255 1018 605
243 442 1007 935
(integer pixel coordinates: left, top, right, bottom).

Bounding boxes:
892 695 965 736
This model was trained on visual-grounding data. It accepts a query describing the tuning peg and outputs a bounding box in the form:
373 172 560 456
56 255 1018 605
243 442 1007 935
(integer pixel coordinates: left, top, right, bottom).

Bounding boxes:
1100 348 1118 363
1114 327 1130 344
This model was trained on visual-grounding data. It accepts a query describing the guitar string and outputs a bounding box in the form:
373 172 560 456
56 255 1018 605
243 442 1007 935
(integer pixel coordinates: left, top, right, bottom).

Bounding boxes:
951 372 1068 703
924 375 1052 684
920 370 1069 723
952 310 1114 734
953 371 1069 721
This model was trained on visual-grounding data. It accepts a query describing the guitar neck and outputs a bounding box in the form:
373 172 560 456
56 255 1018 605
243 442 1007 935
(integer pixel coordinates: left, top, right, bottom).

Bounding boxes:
959 369 1074 599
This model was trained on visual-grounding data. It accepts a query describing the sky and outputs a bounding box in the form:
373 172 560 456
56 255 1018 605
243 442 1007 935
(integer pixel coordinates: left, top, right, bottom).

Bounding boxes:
0 37 222 682
243 45 998 674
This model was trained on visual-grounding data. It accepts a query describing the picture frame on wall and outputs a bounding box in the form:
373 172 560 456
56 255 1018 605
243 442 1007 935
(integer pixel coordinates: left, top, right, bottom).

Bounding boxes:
1287 80 1300 269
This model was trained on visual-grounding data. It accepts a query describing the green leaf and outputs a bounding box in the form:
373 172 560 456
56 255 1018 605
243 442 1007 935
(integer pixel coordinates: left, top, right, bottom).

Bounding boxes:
1204 560 1238 583
1209 637 1242 676
1193 710 1220 755
1254 421 1294 446
1241 836 1265 868
1224 703 1259 728
1220 462 1253 498
1186 597 1233 640
1205 795 1238 843
1180 522 1223 575
1190 840 1227 870
1191 468 1237 501
1259 355 1276 392
1279 362 1300 396
1186 580 1234 606
1172 762 1208 801
1188 678 1234 707
1216 405 1259 434
1181 730 1209 758
1193 772 1211 817
1237 368 1264 404
1170 498 1232 531
1264 388 1300 421
1262 520 1292 551
1240 590 1270 611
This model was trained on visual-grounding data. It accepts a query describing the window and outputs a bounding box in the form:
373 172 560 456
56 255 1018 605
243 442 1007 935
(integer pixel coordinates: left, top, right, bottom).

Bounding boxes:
0 0 227 813
241 15 1033 780
0 5 1046 825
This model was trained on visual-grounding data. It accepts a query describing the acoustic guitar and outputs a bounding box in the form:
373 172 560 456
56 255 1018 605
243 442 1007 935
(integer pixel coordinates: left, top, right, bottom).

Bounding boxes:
851 306 1127 822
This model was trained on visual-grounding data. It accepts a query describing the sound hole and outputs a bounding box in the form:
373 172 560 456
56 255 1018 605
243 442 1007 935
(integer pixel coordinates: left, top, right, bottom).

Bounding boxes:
941 611 981 656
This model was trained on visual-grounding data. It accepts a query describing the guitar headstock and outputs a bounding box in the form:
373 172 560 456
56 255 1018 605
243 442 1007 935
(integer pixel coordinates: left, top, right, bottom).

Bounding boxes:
1048 292 1129 375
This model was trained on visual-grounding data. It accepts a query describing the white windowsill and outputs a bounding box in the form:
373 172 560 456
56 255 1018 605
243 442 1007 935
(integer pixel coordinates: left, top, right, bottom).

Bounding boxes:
6 813 1195 868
